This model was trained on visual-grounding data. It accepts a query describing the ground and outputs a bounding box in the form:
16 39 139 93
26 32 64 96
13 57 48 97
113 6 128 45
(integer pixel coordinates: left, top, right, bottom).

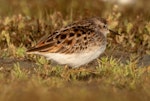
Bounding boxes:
0 0 150 101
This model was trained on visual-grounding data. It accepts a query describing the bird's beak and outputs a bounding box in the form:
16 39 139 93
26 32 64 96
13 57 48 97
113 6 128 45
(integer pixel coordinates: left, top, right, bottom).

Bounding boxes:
109 29 120 35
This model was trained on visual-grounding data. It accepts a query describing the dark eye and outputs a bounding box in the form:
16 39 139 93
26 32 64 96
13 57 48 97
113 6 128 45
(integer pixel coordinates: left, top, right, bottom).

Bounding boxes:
103 25 107 29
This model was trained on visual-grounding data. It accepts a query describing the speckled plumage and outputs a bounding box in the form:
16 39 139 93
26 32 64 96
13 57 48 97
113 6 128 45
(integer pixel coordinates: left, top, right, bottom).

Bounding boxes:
27 17 110 68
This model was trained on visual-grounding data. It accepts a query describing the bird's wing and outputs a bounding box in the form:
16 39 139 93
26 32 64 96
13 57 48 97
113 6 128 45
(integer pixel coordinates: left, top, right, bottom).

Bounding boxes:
27 20 99 54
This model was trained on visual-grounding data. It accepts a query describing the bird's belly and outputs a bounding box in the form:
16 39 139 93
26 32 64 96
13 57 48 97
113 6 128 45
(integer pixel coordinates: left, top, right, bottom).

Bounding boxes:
43 45 106 68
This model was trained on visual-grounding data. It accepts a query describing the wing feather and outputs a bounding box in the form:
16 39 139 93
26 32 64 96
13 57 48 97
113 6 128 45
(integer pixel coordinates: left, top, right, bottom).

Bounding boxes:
27 19 103 54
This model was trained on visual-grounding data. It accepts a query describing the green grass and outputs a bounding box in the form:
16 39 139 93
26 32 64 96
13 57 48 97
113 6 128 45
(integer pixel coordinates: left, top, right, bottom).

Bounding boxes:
0 0 150 101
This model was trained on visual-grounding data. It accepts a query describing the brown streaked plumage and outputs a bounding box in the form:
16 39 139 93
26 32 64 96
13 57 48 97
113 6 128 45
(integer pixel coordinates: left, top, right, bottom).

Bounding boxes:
27 17 114 68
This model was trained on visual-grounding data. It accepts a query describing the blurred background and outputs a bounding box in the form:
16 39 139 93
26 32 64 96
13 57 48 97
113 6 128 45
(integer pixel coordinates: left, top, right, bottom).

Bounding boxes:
0 0 149 18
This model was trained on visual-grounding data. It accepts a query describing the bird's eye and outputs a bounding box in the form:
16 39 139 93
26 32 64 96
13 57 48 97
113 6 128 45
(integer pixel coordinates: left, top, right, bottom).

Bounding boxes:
103 25 107 29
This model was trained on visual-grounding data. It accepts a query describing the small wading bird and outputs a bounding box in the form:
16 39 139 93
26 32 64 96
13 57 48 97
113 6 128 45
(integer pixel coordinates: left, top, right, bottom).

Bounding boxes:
27 17 118 68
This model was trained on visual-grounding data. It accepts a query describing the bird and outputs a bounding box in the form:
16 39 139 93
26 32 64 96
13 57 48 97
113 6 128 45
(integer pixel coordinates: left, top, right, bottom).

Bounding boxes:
27 17 118 68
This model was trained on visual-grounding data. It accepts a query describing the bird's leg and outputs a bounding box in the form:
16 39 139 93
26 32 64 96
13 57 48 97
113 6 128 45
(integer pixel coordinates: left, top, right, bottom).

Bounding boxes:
61 65 72 80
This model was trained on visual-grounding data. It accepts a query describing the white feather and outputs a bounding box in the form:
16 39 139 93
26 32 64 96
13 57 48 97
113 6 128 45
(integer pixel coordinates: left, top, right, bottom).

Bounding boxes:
32 45 106 68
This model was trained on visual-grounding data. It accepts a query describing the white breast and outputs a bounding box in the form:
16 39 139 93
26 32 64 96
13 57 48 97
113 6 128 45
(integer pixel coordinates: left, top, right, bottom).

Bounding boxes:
34 45 106 68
